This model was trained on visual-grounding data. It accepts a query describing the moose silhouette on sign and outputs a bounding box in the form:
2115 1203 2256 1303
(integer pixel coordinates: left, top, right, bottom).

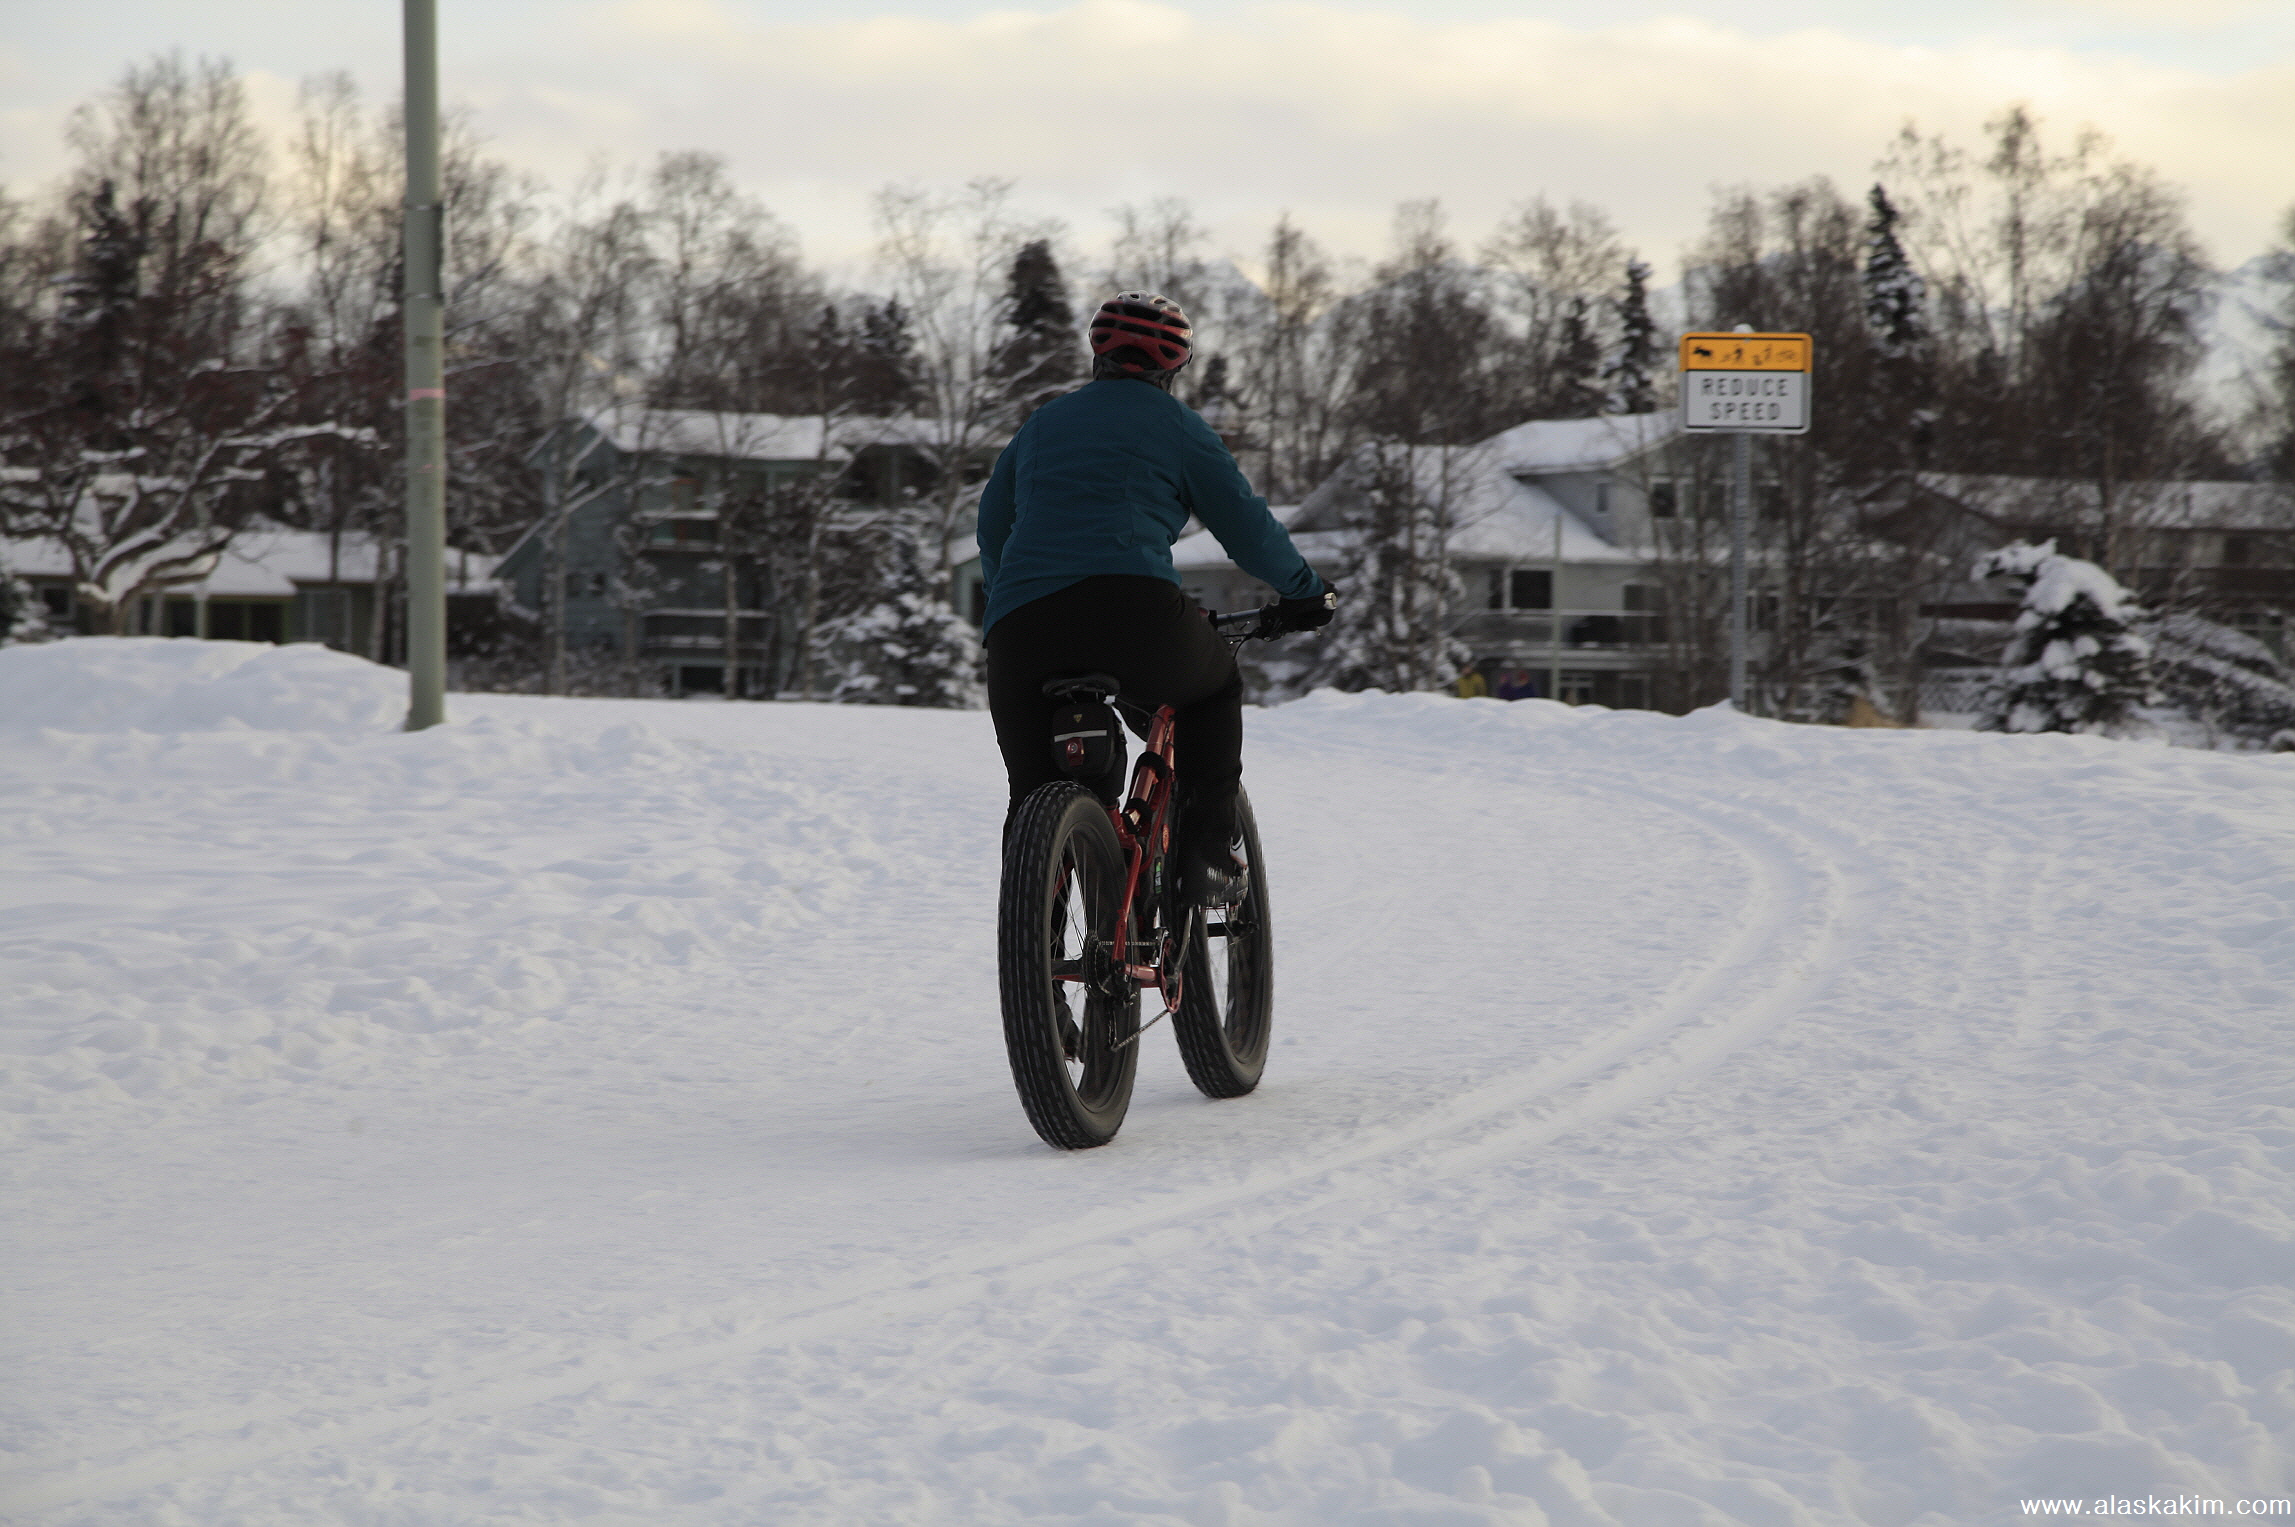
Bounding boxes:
1690 343 1716 360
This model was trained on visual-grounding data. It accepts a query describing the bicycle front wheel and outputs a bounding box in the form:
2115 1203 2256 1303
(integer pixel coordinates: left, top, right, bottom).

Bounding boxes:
998 782 1140 1149
1174 786 1273 1098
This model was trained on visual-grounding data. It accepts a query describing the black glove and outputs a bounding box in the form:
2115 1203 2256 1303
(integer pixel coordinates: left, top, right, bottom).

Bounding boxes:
1272 585 1338 634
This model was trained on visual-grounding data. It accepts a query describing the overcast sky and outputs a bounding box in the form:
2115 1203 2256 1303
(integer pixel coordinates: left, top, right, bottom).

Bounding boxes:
4 0 2290 282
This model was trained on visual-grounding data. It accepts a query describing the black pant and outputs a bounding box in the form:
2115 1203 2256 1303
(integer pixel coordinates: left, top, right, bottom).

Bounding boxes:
986 575 1242 854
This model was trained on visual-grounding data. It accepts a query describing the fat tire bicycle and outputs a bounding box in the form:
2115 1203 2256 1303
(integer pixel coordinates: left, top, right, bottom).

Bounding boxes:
996 606 1290 1149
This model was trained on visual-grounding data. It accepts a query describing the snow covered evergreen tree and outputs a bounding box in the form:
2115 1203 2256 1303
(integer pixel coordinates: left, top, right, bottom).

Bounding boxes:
1545 297 1606 419
1305 441 1474 694
1862 184 1925 358
1861 182 1936 473
2144 611 2295 746
992 239 1077 421
818 521 984 708
1602 259 1659 414
1975 541 2152 734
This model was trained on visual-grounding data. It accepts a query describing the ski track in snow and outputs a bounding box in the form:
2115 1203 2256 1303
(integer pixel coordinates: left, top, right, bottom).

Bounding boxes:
2 640 2291 1526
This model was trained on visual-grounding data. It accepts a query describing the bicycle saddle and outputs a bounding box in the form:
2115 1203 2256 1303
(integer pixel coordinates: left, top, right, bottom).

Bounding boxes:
1042 672 1122 703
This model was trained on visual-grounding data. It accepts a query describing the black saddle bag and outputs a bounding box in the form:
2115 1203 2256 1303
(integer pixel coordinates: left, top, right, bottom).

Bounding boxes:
1048 698 1125 787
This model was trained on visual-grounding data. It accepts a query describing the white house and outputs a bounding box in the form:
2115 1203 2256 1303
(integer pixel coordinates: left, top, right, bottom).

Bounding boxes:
1175 413 1684 708
0 521 455 651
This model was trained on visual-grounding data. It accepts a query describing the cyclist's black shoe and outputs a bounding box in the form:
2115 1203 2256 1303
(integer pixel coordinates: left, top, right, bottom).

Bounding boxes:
1181 842 1250 905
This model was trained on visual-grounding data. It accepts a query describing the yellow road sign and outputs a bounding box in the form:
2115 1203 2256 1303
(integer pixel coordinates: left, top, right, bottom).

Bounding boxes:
1678 333 1811 372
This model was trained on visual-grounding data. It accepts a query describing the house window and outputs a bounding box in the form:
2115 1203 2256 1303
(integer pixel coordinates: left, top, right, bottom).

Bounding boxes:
207 601 286 643
1558 671 1597 705
1596 481 1611 518
648 518 718 547
1649 481 1678 518
670 478 700 514
1489 568 1551 611
2222 534 2251 567
41 585 72 619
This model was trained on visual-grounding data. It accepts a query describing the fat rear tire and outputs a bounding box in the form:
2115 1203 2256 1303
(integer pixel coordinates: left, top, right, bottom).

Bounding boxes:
998 782 1139 1148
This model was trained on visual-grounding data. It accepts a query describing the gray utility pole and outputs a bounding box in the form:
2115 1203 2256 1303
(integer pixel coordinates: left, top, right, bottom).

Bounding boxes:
401 0 448 731
1728 429 1750 710
1547 506 1563 703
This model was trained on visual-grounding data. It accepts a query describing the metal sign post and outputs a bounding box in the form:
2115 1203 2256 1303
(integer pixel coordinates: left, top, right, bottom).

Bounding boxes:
1678 331 1812 712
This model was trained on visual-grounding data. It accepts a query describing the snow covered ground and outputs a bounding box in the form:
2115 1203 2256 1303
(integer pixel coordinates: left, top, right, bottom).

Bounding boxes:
3 638 2292 1526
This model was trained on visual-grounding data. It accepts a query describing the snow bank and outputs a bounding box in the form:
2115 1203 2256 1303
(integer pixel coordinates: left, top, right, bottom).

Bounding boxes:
0 637 405 736
3 644 2292 1525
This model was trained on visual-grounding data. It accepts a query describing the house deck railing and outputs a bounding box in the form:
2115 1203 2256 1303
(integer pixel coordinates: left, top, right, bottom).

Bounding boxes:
640 610 772 656
1456 608 1668 649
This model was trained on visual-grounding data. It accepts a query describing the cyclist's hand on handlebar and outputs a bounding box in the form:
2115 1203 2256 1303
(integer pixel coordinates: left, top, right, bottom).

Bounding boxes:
1271 585 1338 635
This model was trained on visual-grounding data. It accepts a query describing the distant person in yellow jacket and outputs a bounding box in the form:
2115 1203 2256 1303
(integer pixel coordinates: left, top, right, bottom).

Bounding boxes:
1456 664 1489 699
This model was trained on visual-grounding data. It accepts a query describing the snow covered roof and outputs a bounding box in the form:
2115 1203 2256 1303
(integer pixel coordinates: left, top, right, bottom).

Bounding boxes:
1919 473 2295 532
1177 415 1667 578
580 408 963 464
3 523 491 597
1476 411 1681 474
1174 465 1639 573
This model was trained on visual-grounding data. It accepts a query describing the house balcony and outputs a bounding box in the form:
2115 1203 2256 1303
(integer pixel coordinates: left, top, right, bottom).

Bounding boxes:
638 610 773 658
1456 608 1669 651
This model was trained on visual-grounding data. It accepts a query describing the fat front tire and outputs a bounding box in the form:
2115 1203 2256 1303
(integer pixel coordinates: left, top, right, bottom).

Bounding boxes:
1174 786 1273 1098
998 782 1140 1148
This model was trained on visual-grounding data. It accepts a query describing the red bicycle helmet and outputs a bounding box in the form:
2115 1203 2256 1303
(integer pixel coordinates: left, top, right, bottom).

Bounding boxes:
1088 291 1193 374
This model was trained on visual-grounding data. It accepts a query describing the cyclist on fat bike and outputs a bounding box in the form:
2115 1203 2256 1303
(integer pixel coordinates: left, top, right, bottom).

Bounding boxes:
976 291 1335 903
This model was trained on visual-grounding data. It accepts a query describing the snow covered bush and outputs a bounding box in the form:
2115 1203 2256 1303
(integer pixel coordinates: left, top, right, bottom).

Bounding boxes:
1 566 58 646
1974 540 2152 735
2143 611 2295 748
817 525 983 708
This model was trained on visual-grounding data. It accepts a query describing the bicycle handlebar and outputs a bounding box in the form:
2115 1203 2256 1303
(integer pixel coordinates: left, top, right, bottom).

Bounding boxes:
1210 607 1278 640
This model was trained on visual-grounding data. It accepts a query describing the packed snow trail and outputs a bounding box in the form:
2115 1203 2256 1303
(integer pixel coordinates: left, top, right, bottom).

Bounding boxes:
2 640 2290 1525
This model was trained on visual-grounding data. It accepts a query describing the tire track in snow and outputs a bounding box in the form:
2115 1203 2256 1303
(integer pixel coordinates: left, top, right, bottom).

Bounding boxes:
3 773 1873 1517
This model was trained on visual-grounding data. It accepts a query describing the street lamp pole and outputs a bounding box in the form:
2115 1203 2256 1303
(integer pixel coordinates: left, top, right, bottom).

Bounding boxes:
401 0 448 730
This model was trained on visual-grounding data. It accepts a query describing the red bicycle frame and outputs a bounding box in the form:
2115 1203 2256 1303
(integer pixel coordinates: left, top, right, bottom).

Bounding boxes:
1106 700 1185 1012
1050 606 1272 1024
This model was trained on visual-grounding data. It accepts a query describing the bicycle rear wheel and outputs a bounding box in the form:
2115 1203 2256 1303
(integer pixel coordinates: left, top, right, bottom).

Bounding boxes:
998 782 1140 1148
1173 786 1273 1098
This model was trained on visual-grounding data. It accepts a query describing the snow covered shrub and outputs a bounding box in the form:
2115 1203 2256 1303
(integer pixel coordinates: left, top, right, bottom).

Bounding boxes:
1974 540 2152 735
818 525 983 708
0 568 58 646
2143 612 2295 747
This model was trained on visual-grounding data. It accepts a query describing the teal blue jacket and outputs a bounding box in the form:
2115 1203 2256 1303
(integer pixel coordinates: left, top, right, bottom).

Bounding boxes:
975 378 1322 633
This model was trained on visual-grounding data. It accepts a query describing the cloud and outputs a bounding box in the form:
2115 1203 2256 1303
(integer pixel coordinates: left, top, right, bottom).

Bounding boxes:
6 1 2285 275
457 0 2288 272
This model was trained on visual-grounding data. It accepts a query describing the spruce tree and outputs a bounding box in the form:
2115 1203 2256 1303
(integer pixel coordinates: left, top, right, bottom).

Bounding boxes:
852 299 921 416
993 238 1078 420
1546 297 1606 419
1862 184 1925 357
1602 259 1659 414
1975 541 2152 734
1862 183 1934 469
819 522 984 708
1305 441 1474 694
2267 208 2295 486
